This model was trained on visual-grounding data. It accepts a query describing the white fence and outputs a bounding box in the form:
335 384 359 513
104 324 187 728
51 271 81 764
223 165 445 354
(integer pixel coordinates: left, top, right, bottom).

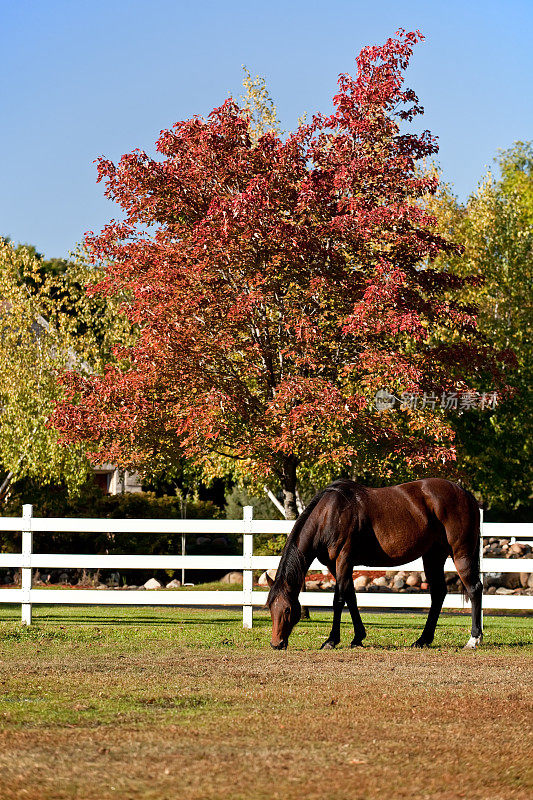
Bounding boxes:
0 505 532 626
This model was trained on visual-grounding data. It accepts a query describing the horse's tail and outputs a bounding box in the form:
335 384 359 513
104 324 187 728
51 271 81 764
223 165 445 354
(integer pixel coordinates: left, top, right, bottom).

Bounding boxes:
460 487 482 604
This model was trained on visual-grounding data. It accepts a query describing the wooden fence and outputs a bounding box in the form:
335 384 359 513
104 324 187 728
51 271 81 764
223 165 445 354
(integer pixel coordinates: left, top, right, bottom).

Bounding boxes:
0 505 531 626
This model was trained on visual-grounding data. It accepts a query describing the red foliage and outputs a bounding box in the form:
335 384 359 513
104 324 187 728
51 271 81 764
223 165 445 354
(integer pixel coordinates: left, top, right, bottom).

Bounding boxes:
52 30 488 510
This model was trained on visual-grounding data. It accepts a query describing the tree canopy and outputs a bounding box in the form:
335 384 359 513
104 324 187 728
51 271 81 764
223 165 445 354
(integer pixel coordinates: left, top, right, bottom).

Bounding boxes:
0 239 131 497
427 143 532 512
52 30 499 517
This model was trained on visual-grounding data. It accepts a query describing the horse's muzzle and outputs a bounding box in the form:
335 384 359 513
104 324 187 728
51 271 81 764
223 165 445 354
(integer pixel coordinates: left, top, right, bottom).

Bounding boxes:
270 640 287 650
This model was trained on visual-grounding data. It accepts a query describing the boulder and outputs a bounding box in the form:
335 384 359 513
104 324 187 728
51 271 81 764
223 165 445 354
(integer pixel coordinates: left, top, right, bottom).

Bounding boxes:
484 572 503 588
519 572 529 588
220 571 243 585
406 572 421 588
306 580 322 591
144 578 162 590
392 577 405 590
508 542 526 557
502 573 520 590
353 575 370 591
528 574 533 590
495 587 515 595
372 576 388 587
166 579 181 588
321 579 336 589
257 568 278 586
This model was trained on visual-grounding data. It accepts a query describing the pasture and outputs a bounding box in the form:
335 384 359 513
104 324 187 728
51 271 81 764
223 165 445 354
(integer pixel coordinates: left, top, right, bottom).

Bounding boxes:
0 605 531 800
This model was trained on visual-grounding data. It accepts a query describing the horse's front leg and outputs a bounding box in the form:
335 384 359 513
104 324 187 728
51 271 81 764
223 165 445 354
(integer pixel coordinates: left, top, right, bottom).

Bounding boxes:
340 575 366 648
320 583 343 649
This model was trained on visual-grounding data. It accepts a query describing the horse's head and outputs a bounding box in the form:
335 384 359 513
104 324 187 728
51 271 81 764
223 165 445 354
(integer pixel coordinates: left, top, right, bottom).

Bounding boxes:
266 573 301 649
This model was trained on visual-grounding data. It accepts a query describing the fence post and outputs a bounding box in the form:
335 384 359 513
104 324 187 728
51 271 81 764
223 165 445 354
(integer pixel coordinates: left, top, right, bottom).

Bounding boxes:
21 504 33 625
480 507 484 632
242 505 253 629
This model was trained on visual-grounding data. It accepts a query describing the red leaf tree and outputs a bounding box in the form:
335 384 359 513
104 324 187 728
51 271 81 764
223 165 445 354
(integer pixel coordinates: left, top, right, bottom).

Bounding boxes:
53 30 486 518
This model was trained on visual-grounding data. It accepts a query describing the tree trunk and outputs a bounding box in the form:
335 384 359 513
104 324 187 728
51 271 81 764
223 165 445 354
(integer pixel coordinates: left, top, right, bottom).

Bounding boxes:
281 456 299 521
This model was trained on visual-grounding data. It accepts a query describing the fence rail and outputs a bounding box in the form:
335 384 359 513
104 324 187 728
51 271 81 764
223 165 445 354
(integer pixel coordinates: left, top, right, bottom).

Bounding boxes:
0 505 531 626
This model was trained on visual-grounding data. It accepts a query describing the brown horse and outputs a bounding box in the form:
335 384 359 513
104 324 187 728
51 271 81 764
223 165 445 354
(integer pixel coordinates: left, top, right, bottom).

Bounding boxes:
266 478 482 650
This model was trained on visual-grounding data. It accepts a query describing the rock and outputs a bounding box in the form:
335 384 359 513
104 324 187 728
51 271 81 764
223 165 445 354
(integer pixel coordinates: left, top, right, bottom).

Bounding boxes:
372 576 388 587
406 572 421 588
502 573 520 590
220 571 243 585
396 570 409 580
305 580 322 591
392 578 405 590
258 572 270 586
59 573 69 584
420 582 429 591
484 572 503 588
126 585 139 590
486 586 496 595
519 572 529 588
508 542 526 557
528 574 533 589
144 578 162 590
384 570 397 579
258 568 278 585
321 580 336 589
196 536 210 546
353 575 370 591
166 579 181 588
212 536 228 547
495 587 515 595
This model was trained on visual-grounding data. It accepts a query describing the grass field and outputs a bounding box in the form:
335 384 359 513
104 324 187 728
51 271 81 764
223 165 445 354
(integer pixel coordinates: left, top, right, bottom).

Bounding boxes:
0 605 531 800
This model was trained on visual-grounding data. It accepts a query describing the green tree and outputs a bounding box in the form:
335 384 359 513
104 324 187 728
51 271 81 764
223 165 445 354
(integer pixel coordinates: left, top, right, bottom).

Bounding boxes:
428 143 532 512
0 240 131 499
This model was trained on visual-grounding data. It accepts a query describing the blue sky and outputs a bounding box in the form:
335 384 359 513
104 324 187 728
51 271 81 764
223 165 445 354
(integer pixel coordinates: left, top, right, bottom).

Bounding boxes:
1 0 532 259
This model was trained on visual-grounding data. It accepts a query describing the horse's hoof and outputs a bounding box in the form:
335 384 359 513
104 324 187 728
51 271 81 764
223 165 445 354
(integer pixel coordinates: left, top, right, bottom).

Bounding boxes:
411 638 430 648
320 640 338 650
464 635 483 649
350 639 364 648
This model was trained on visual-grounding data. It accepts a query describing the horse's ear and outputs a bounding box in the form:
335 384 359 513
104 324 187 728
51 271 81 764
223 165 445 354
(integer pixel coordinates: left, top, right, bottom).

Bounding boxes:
266 573 275 588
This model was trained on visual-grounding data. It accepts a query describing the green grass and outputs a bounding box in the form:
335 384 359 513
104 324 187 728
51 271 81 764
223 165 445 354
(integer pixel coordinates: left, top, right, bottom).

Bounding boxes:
0 603 531 651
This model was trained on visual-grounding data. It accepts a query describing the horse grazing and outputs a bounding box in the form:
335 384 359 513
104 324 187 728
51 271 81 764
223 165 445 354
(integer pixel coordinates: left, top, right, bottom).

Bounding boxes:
266 478 482 651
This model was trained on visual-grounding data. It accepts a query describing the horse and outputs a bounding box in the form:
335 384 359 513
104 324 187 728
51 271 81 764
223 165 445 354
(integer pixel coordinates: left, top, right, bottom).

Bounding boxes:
266 478 482 650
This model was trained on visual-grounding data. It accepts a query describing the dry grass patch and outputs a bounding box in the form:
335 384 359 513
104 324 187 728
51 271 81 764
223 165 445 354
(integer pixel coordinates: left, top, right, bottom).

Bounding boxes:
0 607 531 799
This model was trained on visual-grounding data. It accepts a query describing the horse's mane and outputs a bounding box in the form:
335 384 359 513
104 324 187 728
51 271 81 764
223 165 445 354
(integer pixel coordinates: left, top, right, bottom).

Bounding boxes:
266 480 366 608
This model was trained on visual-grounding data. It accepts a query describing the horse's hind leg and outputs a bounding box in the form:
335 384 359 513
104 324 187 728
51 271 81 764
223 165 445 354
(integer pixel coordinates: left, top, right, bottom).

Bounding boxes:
412 547 447 648
454 552 483 649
